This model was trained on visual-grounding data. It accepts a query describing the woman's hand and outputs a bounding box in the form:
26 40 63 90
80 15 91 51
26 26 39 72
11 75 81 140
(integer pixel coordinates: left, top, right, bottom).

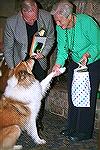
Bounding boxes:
52 64 61 77
80 53 90 66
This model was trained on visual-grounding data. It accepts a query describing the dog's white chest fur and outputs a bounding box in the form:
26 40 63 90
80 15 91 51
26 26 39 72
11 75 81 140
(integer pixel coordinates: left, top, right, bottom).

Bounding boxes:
4 75 42 104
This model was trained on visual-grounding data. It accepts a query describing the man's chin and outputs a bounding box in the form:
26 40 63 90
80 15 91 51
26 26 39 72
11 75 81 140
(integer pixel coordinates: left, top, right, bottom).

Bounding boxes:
26 21 35 25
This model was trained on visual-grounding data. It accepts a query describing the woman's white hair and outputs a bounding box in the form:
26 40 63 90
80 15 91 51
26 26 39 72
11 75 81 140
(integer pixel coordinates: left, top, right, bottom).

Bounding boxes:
51 0 73 18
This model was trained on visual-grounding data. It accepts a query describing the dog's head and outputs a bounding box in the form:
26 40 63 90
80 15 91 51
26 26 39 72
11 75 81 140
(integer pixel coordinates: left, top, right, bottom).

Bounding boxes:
8 58 36 88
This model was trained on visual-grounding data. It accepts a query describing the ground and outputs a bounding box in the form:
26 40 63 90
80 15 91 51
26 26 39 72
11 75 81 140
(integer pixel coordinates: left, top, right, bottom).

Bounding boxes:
16 111 99 150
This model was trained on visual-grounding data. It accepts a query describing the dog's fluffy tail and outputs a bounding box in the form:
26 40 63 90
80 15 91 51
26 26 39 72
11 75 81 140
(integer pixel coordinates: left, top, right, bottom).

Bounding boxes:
40 67 66 97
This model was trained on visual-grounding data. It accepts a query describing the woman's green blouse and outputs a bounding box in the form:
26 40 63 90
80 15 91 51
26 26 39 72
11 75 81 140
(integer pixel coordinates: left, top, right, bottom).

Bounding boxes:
56 14 100 66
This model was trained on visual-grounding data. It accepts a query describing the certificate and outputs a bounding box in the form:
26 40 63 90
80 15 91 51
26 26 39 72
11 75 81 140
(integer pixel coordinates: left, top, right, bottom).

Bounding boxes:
30 36 46 56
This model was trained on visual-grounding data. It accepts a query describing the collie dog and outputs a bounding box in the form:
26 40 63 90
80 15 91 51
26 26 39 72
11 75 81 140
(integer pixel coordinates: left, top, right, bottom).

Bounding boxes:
0 58 65 149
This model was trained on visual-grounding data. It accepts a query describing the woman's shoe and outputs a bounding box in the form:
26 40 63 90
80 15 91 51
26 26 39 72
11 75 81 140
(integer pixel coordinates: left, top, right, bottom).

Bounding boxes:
68 132 92 142
60 129 75 137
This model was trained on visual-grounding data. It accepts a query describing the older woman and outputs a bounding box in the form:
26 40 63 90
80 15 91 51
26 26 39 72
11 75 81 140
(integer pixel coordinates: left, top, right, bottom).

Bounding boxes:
51 0 100 142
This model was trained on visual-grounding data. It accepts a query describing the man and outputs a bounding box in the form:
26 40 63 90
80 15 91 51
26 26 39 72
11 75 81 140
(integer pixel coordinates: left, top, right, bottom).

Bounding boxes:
3 0 55 131
51 0 100 142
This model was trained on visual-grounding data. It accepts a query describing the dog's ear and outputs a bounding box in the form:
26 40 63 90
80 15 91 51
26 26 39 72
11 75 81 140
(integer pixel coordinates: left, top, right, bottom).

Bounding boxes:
8 69 14 78
8 61 22 77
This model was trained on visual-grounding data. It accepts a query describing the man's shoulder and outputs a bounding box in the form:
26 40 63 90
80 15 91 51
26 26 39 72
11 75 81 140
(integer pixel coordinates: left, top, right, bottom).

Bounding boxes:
39 9 51 17
6 13 20 23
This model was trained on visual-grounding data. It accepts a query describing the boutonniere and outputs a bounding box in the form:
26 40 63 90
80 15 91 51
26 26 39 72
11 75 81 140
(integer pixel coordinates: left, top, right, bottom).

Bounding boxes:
38 29 46 37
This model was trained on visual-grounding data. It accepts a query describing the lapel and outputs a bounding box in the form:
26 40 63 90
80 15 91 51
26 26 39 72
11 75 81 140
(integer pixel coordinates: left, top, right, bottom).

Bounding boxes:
37 10 46 32
15 12 28 45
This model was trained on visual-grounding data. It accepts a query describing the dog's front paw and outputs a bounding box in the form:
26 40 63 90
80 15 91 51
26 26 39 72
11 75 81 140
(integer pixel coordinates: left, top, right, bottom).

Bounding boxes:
13 145 23 150
35 138 46 145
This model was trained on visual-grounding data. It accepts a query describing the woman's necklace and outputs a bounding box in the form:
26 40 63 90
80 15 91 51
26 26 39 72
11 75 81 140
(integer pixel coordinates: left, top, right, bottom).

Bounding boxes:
66 15 75 61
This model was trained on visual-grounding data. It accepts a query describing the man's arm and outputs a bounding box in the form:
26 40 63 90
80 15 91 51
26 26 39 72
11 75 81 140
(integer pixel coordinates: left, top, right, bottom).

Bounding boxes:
3 18 15 69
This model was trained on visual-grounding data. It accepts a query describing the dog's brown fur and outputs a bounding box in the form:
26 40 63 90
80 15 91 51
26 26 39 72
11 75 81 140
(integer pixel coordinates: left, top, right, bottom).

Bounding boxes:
0 97 31 149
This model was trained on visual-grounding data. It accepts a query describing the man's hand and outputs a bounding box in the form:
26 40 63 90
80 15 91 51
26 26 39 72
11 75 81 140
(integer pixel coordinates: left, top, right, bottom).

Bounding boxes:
33 52 44 60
